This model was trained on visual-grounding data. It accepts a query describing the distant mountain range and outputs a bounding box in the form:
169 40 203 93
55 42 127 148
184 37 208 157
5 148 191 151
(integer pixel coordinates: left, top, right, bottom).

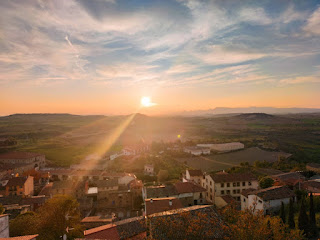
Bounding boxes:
177 107 320 116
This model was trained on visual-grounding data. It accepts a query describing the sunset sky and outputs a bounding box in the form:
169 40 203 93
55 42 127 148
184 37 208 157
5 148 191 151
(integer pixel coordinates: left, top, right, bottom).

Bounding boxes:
1 0 320 115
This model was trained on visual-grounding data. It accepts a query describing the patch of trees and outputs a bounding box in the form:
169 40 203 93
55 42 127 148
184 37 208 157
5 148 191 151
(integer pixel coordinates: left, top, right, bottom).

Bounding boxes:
10 195 84 240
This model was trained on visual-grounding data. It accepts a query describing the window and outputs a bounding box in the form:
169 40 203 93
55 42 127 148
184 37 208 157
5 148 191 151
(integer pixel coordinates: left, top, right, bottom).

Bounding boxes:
233 182 236 187
227 190 230 194
210 181 212 186
221 183 224 188
227 183 230 187
242 182 245 186
243 198 246 202
210 188 212 193
258 200 262 204
237 182 240 187
237 197 240 201
200 193 203 198
233 190 236 194
248 182 252 186
237 189 240 193
210 195 212 200
221 190 225 195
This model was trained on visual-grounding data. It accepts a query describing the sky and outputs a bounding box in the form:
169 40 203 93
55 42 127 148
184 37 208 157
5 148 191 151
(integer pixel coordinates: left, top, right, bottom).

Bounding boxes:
0 0 320 115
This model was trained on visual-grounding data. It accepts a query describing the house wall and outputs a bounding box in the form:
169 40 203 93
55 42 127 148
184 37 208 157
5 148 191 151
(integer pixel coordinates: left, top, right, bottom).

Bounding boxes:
24 176 34 196
246 195 290 213
0 214 9 238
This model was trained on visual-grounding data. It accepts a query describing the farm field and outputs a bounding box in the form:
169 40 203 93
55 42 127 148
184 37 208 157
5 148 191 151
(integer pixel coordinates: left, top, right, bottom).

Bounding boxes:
175 147 291 172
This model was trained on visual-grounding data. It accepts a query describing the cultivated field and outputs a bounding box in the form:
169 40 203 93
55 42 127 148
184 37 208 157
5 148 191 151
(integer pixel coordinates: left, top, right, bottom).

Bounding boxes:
175 147 291 172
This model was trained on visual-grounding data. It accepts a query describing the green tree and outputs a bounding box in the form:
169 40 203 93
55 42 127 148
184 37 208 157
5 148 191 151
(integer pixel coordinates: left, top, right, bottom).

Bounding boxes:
157 170 169 183
259 177 274 189
37 195 84 240
279 201 286 224
10 212 40 237
309 193 318 237
288 198 295 229
298 198 309 237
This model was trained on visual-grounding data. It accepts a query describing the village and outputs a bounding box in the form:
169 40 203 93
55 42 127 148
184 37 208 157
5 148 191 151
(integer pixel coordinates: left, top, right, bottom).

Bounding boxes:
0 141 319 239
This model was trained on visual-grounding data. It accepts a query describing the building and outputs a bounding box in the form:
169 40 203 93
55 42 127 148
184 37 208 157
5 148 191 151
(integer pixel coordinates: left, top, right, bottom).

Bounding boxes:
122 144 149 156
241 186 295 213
0 152 45 169
149 205 226 240
2 176 34 197
44 169 136 186
174 182 206 206
301 180 320 193
0 214 9 238
183 169 203 185
197 142 244 152
183 146 210 156
143 182 206 207
271 172 305 187
144 164 154 176
51 180 87 198
83 216 146 240
1 235 39 240
214 195 236 209
203 172 258 203
81 216 113 229
306 163 320 174
145 197 183 215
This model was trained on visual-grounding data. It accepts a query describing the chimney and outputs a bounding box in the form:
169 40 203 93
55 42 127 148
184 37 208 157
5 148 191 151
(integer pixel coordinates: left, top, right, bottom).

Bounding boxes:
150 199 153 203
169 199 172 206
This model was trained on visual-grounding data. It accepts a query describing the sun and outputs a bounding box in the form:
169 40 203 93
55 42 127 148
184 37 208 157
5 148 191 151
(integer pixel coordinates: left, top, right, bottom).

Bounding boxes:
140 96 152 107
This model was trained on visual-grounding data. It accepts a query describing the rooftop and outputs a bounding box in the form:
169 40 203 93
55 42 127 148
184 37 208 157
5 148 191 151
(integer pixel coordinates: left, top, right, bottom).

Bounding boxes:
187 169 203 177
6 177 30 187
246 186 295 201
174 182 206 194
146 185 178 198
0 235 39 240
145 197 183 215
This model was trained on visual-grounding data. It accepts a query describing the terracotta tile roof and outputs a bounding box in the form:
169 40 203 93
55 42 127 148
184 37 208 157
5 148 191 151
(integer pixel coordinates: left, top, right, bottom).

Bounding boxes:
0 234 38 240
20 196 47 205
84 216 146 240
0 152 43 159
38 183 53 196
149 205 226 239
174 182 206 194
247 186 295 201
301 181 320 193
6 177 29 187
145 197 183 215
187 169 203 177
211 173 257 183
146 185 178 198
241 188 257 198
307 163 320 169
220 195 235 204
272 172 305 180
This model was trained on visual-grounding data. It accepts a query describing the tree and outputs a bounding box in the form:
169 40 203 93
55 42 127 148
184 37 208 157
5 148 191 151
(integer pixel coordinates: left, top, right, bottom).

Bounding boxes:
298 198 309 237
10 212 40 237
37 195 84 240
259 177 274 189
288 198 295 229
157 170 169 183
221 205 304 240
279 201 286 224
309 192 318 237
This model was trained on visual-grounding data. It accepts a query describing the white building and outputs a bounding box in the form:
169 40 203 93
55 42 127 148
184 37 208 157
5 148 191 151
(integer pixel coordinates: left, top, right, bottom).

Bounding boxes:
197 142 244 152
183 169 203 185
203 172 258 203
144 164 154 176
241 186 295 213
184 146 210 156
